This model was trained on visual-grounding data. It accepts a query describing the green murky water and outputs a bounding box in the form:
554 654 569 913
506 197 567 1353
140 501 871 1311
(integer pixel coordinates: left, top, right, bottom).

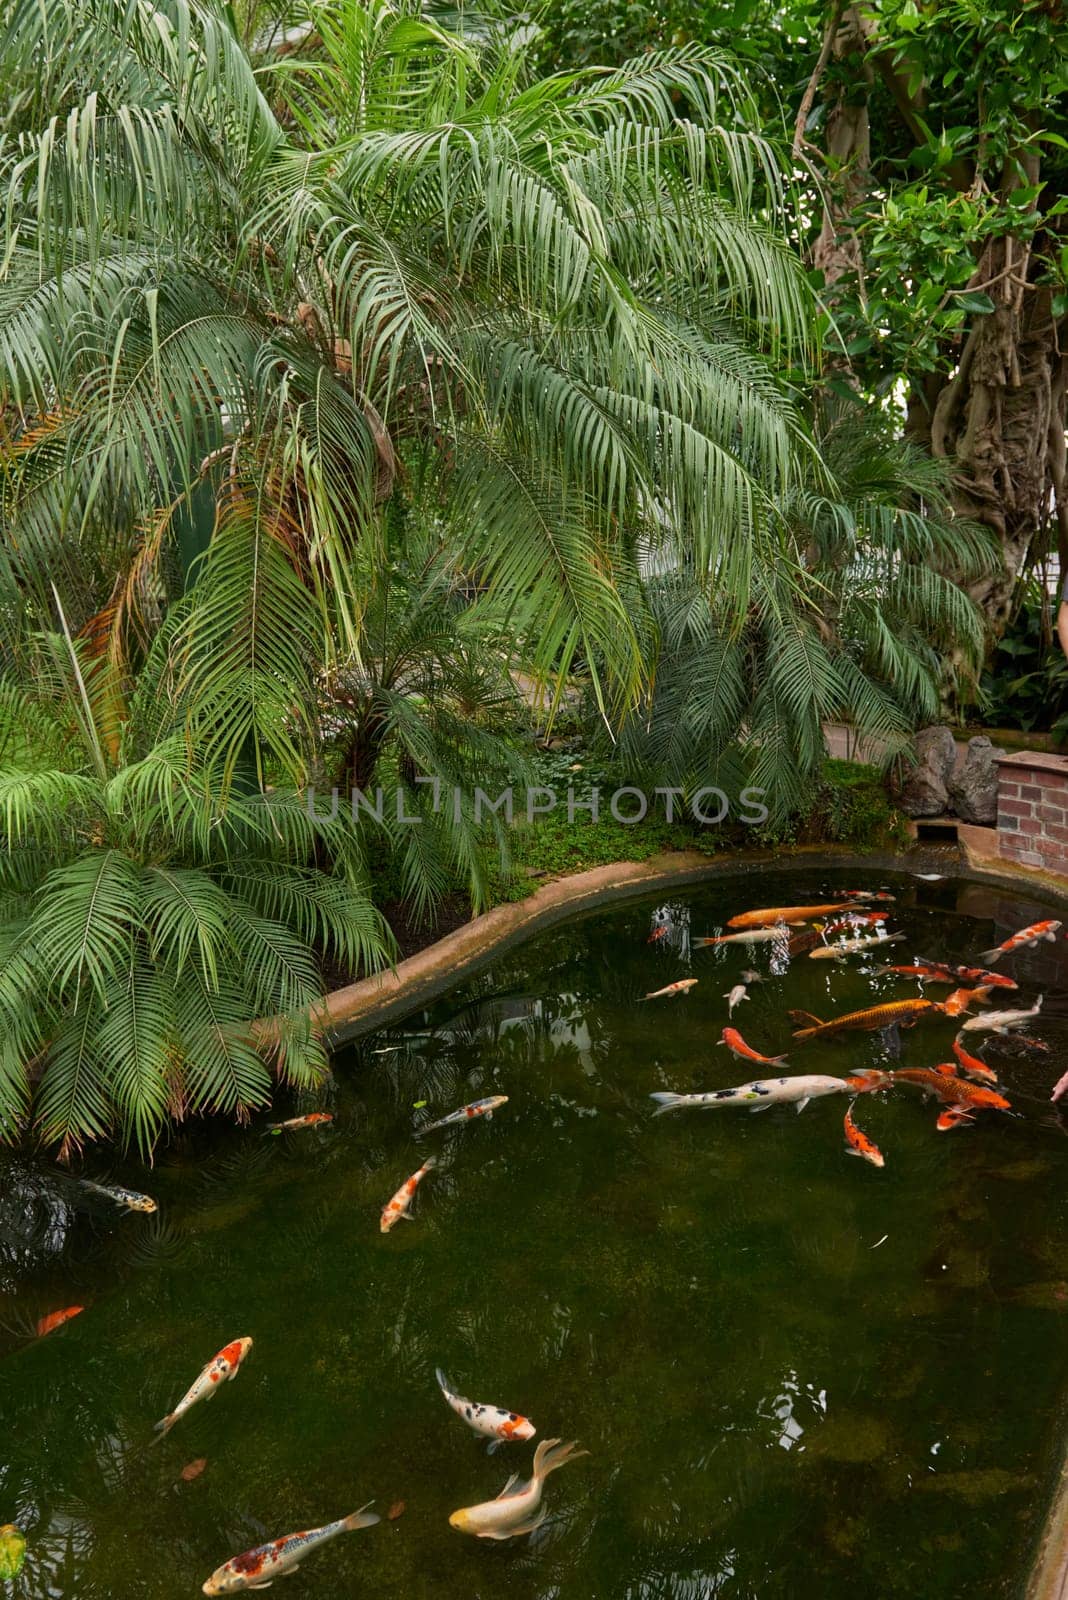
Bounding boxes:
2 867 1068 1598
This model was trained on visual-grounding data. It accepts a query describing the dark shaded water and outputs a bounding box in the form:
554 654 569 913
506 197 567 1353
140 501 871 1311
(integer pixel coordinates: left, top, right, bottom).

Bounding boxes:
2 868 1068 1598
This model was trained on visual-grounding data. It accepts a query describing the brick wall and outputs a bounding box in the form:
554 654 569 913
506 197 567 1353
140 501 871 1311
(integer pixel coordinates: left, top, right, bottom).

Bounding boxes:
996 752 1068 873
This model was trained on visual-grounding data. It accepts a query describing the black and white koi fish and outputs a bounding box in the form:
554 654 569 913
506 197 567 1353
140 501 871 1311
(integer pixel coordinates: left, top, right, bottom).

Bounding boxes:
436 1369 535 1451
651 1074 853 1116
79 1179 157 1214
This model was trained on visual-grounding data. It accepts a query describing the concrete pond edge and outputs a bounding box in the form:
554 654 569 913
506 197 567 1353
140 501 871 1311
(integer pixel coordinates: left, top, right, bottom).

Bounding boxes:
315 839 1068 1598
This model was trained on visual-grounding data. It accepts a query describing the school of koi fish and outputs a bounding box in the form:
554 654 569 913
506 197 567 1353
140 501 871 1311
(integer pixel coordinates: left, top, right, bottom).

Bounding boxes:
20 884 1068 1590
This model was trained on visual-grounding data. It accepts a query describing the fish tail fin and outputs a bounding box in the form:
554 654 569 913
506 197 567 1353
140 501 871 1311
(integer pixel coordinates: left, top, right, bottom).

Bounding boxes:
770 1053 789 1064
421 1155 438 1172
151 1414 175 1442
975 947 1003 964
649 1092 687 1116
884 933 906 947
434 1367 451 1394
343 1502 380 1533
532 1438 589 1484
788 1010 822 1028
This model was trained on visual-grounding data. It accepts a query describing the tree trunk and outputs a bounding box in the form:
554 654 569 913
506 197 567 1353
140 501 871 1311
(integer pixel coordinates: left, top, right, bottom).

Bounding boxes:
810 6 871 299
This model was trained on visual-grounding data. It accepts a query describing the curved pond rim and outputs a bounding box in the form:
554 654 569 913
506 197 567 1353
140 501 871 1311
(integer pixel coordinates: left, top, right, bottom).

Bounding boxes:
325 842 1068 1600
321 841 1068 1049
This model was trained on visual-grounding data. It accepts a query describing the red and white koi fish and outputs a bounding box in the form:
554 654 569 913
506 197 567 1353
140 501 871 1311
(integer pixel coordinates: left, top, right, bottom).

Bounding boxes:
951 1038 999 1086
809 932 904 961
35 1306 83 1338
724 983 749 1015
267 1113 333 1133
435 1369 535 1451
651 1074 849 1115
936 1106 975 1132
958 997 1043 1034
640 978 698 1001
155 1338 253 1438
696 927 789 948
380 1158 436 1233
202 1506 380 1593
449 1439 588 1539
914 958 1018 991
418 1096 508 1135
823 912 888 934
844 1105 884 1168
977 920 1062 963
717 1027 787 1065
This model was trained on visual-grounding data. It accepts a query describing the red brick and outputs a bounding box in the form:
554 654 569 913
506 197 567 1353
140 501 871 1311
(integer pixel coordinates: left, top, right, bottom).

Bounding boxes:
1045 823 1068 844
1022 784 1044 801
1019 816 1042 835
999 798 1034 818
1040 804 1067 825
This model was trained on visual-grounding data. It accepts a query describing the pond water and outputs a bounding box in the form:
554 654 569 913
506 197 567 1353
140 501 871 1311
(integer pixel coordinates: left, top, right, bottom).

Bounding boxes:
2 867 1068 1599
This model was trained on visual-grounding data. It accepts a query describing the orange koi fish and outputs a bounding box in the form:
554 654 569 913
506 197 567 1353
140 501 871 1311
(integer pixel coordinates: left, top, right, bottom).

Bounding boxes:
892 1070 1011 1113
845 1069 893 1094
717 1027 787 1065
380 1158 436 1233
640 979 699 1000
35 1306 83 1338
977 919 1062 963
727 901 873 930
951 1038 999 1086
937 1106 975 1132
789 998 944 1040
844 1105 885 1167
941 985 993 1017
267 1113 333 1133
914 958 1018 991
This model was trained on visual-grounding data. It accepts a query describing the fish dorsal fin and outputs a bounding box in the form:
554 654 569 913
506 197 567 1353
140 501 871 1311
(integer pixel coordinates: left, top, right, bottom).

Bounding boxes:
788 1010 822 1027
495 1474 522 1499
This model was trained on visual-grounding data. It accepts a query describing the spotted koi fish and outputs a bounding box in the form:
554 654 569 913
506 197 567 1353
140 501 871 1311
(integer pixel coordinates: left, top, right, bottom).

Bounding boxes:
823 912 888 933
154 1337 253 1438
809 932 904 961
418 1096 508 1135
380 1158 436 1233
789 998 944 1040
718 1027 787 1065
651 1074 850 1115
951 1038 999 1086
267 1113 334 1133
727 901 874 930
79 1179 157 1214
977 920 1062 963
696 927 789 948
35 1305 83 1338
436 1369 535 1451
844 1105 884 1167
640 979 698 1000
201 1506 380 1593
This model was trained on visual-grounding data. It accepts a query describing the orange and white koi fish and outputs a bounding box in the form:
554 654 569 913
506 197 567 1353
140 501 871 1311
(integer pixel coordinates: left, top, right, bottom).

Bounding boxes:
202 1506 380 1593
941 985 993 1017
844 1105 884 1167
958 997 1043 1034
651 1074 850 1115
727 901 873 930
640 979 698 1000
951 1038 999 1086
809 932 904 961
977 920 1062 963
267 1113 333 1133
380 1158 436 1233
789 998 943 1039
435 1369 535 1451
418 1096 508 1135
35 1306 83 1338
696 927 789 948
449 1439 588 1540
724 983 749 1014
937 1106 975 1132
843 890 895 902
154 1338 253 1438
718 1027 787 1065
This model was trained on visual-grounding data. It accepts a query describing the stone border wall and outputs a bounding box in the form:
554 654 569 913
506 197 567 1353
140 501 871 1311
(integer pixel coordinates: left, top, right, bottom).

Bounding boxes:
996 751 1068 874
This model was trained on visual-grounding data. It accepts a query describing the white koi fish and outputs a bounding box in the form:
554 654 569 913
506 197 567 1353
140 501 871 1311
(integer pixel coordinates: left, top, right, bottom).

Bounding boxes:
958 997 1043 1034
79 1179 157 1214
380 1158 436 1232
640 978 698 1000
809 932 904 961
651 1074 852 1116
202 1505 379 1593
417 1096 508 1135
695 927 789 948
436 1369 535 1451
448 1438 588 1540
723 984 749 1015
154 1338 253 1438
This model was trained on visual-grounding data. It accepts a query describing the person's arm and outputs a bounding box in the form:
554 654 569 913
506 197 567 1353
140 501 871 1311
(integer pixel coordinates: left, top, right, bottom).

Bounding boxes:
1059 598 1068 663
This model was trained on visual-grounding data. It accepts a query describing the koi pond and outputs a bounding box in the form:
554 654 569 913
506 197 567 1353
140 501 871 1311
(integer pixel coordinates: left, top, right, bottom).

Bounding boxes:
3 867 1068 1598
